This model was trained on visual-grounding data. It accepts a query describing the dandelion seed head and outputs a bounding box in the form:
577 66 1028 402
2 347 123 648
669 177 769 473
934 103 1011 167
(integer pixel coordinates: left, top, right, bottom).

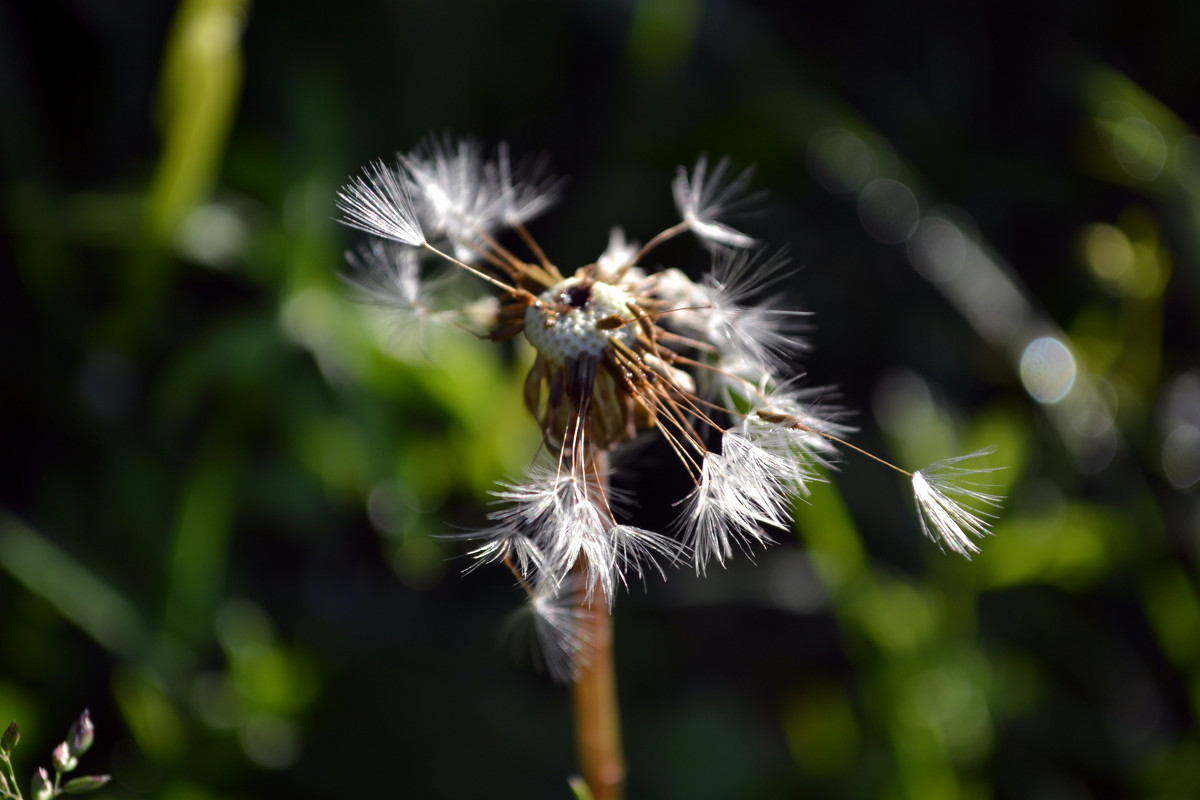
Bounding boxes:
641 353 696 394
337 136 1008 679
343 240 425 310
523 277 638 363
745 382 853 463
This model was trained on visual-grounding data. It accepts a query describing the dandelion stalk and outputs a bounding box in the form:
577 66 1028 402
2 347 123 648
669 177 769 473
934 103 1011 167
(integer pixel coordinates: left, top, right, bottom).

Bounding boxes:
336 136 1006 790
568 454 625 800
571 586 623 800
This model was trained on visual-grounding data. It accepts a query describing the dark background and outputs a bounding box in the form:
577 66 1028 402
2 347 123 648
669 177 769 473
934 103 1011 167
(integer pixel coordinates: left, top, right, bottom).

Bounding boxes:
3 0 1199 797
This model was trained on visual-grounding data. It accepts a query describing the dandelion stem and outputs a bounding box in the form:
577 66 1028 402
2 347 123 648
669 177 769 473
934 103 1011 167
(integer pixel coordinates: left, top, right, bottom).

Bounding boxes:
570 451 625 800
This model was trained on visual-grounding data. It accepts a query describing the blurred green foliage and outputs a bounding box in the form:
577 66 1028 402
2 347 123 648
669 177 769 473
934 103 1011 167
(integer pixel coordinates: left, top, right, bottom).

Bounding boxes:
2 1 1199 798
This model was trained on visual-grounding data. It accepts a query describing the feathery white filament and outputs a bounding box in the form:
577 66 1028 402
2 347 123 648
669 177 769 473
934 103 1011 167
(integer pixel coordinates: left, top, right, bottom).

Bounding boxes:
679 431 796 574
595 227 639 281
454 522 546 580
341 242 468 354
609 525 685 588
402 137 498 261
699 248 809 373
336 161 426 246
508 574 590 683
911 448 1003 558
672 156 759 249
495 141 563 225
740 381 853 470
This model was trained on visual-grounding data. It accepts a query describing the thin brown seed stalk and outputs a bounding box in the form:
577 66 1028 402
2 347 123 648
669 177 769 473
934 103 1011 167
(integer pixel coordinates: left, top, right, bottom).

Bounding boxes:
812 429 913 477
755 409 914 477
570 450 625 800
630 220 690 268
473 227 559 289
421 242 530 298
513 220 561 279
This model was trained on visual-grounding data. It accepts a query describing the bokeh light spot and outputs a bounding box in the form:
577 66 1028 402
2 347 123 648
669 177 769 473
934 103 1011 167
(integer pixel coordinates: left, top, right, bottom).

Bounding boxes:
1172 135 1200 197
908 217 966 283
1020 337 1076 404
239 713 301 770
178 203 249 267
808 129 874 194
1071 427 1119 476
1163 425 1200 490
1070 375 1118 437
766 550 828 613
215 598 273 658
857 178 919 244
368 479 421 537
1082 223 1134 284
1112 116 1167 181
1126 242 1164 298
280 287 338 348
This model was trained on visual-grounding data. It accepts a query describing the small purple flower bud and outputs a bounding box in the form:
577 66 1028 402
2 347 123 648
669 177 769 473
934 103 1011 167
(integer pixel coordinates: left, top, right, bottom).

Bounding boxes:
53 740 78 772
64 775 112 794
1 721 18 754
32 766 53 800
68 711 94 758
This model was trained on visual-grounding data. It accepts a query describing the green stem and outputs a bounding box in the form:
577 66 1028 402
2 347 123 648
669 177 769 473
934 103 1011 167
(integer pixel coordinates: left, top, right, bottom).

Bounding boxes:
0 754 22 800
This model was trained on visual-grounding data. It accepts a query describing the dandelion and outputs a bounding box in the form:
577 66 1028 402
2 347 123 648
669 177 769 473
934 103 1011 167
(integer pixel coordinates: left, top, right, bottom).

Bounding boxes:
336 139 1004 800
336 137 1004 659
